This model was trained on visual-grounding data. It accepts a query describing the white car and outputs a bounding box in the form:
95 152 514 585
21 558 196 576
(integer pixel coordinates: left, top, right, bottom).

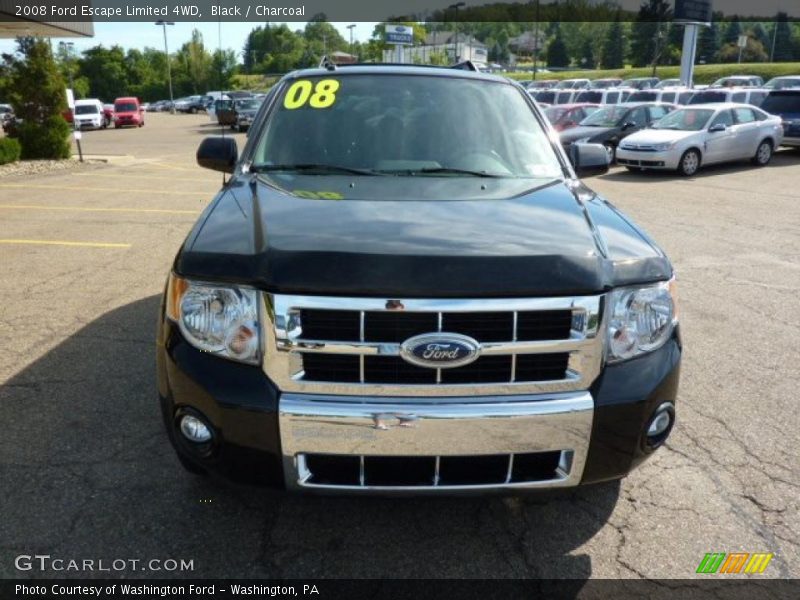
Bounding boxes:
616 103 783 176
73 99 105 130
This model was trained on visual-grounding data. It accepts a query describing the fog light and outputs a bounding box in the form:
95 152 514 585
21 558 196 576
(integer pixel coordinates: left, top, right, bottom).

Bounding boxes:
644 402 675 450
180 415 212 443
648 411 671 436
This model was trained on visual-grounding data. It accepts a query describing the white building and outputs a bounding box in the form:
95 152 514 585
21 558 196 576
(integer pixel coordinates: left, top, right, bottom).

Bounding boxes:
382 31 488 68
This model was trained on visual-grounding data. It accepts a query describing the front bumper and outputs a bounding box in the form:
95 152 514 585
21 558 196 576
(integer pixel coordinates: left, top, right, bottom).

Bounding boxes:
76 118 102 129
782 135 800 147
616 148 679 170
157 312 682 492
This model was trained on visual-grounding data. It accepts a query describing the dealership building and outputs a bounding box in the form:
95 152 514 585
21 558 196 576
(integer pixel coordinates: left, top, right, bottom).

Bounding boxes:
0 1 93 38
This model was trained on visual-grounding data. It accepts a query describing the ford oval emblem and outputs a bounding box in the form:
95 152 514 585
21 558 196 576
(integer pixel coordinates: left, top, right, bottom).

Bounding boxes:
400 332 481 369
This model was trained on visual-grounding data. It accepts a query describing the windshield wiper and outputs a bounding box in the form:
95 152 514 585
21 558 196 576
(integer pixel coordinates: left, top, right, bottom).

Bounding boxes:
378 167 505 178
251 163 381 176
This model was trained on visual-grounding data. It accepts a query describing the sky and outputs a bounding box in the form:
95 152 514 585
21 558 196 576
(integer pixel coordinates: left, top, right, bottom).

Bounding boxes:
0 21 378 58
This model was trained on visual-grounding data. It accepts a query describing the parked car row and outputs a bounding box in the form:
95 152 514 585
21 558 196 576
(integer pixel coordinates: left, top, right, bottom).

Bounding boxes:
540 86 800 176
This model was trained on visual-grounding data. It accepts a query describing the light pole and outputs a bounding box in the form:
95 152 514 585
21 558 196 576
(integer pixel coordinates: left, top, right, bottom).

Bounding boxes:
533 0 540 79
58 41 75 93
155 20 175 113
347 24 355 57
449 2 465 62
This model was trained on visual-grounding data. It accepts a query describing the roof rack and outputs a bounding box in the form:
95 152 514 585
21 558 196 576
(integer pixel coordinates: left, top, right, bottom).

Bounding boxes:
450 60 479 72
318 55 337 72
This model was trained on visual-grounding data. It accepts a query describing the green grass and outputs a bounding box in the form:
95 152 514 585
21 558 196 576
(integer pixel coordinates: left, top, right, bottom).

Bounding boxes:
506 63 800 85
230 73 280 91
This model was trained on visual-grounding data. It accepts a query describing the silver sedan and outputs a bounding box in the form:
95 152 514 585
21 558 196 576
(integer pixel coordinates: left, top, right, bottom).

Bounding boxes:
616 103 783 176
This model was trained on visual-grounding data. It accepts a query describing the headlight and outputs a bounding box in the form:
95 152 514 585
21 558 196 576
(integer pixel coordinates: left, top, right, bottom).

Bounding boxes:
652 142 675 151
165 274 261 365
606 279 677 363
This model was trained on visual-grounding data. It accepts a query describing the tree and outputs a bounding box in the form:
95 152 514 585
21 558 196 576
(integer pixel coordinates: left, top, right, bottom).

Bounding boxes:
578 37 595 69
172 29 213 95
304 16 348 59
696 20 719 64
723 17 742 46
772 13 795 62
78 45 129 100
629 0 672 68
546 28 569 68
718 38 768 63
601 16 625 69
7 37 70 159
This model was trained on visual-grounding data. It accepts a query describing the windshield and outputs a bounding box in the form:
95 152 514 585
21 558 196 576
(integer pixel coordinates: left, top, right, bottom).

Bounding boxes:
236 99 261 110
628 91 657 102
651 108 714 131
543 107 567 122
575 91 602 103
115 102 137 112
760 94 800 114
534 91 556 103
689 91 727 104
764 78 800 90
75 105 99 115
253 74 563 179
592 80 620 89
580 105 628 127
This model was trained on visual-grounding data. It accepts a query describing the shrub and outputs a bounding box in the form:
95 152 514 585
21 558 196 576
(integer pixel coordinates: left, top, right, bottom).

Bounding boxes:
0 137 21 164
8 38 70 160
17 116 71 160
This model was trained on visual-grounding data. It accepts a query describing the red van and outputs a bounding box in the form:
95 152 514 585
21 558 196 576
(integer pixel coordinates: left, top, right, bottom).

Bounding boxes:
113 97 144 128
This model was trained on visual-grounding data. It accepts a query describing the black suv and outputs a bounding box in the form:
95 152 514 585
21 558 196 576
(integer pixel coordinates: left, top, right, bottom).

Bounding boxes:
761 89 800 147
157 65 681 493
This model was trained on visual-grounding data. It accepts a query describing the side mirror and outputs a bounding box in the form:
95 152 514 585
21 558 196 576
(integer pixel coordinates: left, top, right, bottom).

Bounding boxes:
569 142 610 177
708 123 726 133
621 121 637 131
197 137 238 173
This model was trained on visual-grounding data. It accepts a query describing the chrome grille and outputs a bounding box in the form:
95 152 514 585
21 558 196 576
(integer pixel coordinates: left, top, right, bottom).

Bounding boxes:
265 294 605 397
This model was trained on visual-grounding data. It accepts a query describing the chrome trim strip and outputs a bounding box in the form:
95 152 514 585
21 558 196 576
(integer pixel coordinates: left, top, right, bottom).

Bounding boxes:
265 294 605 397
279 391 594 492
285 335 592 356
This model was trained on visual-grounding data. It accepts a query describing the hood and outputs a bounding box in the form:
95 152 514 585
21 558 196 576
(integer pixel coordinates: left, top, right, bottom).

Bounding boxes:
175 175 671 297
560 125 615 144
621 128 699 145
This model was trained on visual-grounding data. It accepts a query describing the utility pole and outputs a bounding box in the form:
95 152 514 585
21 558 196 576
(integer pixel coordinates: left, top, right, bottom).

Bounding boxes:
155 20 175 113
347 24 355 57
770 22 777 62
449 2 465 62
58 41 75 94
533 0 540 79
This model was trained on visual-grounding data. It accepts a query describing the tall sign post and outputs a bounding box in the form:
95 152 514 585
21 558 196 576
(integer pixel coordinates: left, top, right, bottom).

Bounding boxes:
385 24 414 63
674 0 713 88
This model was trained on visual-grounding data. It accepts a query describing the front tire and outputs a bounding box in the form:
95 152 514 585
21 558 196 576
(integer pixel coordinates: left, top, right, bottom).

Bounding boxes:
677 149 701 176
752 139 773 166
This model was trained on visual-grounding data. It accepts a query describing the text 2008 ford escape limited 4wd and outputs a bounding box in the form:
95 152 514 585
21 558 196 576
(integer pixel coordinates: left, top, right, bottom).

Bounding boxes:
157 64 681 493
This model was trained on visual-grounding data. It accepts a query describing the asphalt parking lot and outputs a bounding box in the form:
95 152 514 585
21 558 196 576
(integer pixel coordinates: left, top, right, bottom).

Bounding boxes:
1 112 798 580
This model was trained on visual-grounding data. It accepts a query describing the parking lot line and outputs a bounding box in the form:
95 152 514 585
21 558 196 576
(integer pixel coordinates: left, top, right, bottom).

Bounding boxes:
0 183 205 196
0 239 131 248
0 203 199 215
69 172 218 184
